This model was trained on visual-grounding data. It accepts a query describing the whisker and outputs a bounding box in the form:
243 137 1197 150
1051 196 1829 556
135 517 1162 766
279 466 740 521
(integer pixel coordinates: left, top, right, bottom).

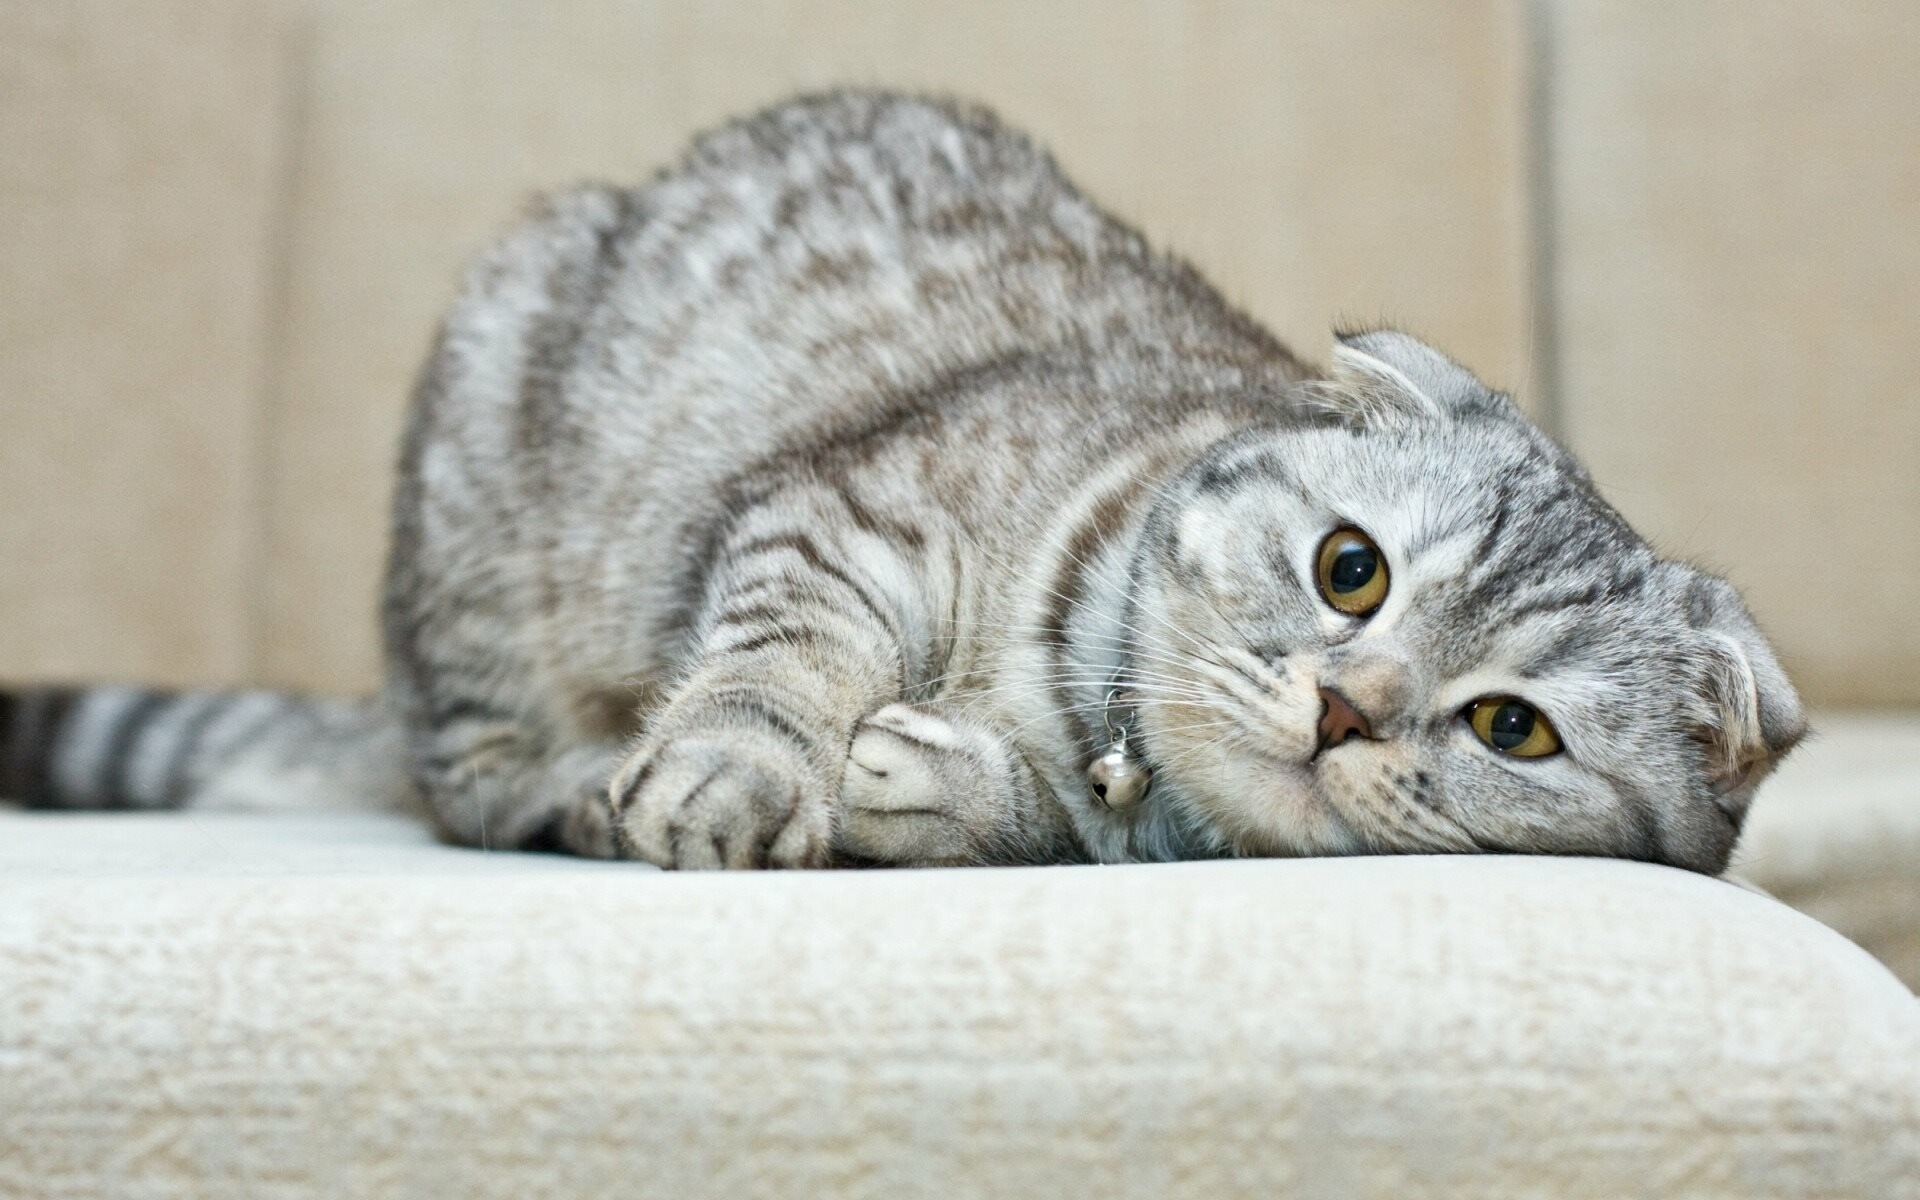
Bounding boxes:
1111 470 1266 659
911 668 1215 705
910 646 1211 698
1044 514 1227 665
998 691 1223 743
925 622 1208 672
1146 728 1244 777
944 519 1200 667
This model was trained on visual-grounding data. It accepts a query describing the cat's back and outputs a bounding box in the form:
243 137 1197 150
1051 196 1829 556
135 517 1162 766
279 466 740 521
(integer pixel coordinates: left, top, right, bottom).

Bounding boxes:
421 91 1290 490
570 88 1200 437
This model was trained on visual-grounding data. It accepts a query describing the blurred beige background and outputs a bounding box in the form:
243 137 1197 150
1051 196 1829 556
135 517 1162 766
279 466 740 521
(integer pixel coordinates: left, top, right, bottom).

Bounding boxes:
3 0 1915 707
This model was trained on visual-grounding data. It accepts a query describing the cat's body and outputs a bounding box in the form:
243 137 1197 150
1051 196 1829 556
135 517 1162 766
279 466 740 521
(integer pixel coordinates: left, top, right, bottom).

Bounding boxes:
1 92 1805 872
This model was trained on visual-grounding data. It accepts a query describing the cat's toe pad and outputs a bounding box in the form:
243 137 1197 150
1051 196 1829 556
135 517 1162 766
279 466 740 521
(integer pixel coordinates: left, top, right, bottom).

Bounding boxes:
610 736 827 869
839 703 1011 864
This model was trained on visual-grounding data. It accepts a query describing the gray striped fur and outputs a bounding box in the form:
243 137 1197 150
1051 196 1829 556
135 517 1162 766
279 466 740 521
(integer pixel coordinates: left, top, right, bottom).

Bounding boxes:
4 91 1804 873
0 685 409 815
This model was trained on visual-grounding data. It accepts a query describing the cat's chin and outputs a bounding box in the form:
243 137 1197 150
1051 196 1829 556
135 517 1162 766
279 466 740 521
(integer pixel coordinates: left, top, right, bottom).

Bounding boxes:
1150 752 1365 857
1310 746 1481 855
1147 733 1476 858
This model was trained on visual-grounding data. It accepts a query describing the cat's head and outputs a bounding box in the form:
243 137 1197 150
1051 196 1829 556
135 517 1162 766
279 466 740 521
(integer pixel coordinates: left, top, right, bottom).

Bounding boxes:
1131 330 1804 874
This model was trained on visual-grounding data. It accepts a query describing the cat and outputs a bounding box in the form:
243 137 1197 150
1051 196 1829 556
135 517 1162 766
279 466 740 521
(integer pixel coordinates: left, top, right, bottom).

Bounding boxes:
0 90 1805 873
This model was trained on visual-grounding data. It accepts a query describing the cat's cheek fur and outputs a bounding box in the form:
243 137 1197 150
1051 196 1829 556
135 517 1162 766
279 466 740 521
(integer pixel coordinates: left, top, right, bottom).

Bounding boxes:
1137 677 1327 847
1433 746 1643 860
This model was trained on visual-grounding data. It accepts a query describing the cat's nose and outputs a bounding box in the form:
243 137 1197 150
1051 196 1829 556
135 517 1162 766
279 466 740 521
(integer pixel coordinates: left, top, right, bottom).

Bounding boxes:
1324 651 1411 728
1316 687 1374 752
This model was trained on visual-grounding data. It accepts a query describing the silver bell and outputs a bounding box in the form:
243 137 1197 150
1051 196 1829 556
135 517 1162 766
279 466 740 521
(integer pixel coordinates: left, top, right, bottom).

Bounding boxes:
1088 741 1152 811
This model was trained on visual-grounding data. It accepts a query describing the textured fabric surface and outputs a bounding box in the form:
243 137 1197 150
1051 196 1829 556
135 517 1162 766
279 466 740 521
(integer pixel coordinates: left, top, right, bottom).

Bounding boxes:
2 812 1915 1199
1735 712 1920 991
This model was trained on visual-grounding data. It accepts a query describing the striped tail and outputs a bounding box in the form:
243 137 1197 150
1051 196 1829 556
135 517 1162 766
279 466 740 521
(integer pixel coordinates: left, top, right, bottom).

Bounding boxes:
0 684 411 814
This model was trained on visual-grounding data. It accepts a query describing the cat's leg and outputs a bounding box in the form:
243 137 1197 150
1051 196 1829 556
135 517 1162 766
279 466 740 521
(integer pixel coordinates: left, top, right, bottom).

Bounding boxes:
397 692 625 858
836 701 1077 865
608 519 912 869
386 551 629 858
503 742 624 859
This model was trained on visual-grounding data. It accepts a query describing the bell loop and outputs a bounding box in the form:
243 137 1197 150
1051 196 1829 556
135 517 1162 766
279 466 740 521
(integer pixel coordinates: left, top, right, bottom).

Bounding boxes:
1088 678 1153 812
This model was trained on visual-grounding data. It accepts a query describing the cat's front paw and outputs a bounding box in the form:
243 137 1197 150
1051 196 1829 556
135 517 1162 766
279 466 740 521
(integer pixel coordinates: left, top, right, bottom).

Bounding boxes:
838 703 1021 866
609 735 829 869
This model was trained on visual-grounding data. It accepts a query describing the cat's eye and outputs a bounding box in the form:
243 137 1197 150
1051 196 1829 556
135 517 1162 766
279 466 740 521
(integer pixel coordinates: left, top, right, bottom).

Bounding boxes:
1465 697 1562 758
1315 527 1389 616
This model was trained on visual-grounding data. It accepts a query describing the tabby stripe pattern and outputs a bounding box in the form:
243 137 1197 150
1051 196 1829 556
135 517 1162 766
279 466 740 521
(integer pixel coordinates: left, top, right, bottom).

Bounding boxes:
0 685 373 812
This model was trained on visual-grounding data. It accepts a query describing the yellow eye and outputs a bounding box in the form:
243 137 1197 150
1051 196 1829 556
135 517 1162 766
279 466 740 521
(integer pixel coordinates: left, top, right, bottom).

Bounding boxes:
1315 527 1389 616
1467 697 1562 758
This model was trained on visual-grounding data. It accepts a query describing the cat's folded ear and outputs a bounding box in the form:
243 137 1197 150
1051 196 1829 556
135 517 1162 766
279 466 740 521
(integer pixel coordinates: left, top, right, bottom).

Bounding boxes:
1315 328 1520 427
1678 571 1808 815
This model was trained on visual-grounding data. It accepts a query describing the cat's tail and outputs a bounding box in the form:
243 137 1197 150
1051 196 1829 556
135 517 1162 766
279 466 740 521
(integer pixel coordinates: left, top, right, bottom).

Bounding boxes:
0 683 414 814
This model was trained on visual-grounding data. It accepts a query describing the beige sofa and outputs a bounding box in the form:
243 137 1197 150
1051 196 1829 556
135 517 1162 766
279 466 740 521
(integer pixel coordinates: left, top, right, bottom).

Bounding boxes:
3 716 1917 1199
1736 714 1920 993
5 6 1919 1196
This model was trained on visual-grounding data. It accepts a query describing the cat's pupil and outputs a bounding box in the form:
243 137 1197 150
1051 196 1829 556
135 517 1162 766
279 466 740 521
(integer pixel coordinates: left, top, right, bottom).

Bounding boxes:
1489 702 1535 750
1329 546 1377 593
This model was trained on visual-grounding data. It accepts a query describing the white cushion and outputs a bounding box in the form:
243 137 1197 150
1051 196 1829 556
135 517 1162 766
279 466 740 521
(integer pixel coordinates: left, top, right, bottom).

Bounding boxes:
2 811 1915 1199
1735 712 1920 990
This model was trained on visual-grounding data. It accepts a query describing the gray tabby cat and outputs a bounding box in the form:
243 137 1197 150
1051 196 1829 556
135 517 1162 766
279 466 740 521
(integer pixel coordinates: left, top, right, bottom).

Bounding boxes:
1 91 1806 872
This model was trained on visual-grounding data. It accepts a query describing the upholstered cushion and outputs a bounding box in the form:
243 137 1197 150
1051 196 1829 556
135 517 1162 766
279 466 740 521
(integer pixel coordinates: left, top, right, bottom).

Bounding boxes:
1735 713 1920 991
2 811 1914 1199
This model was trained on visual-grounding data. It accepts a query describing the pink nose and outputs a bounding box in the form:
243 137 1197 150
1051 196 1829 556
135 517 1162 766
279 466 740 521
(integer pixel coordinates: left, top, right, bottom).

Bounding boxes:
1316 687 1373 751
